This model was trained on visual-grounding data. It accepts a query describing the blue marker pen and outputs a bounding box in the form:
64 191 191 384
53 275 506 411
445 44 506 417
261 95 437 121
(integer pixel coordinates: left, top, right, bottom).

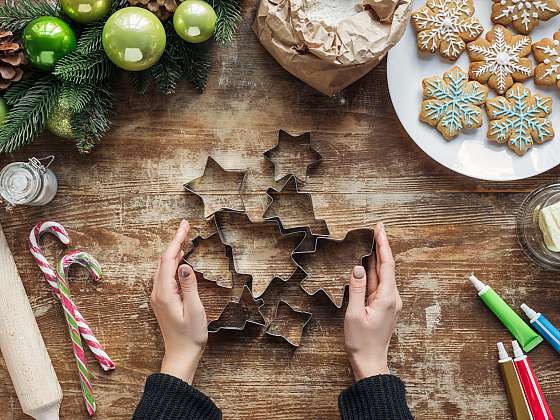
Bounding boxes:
521 304 560 354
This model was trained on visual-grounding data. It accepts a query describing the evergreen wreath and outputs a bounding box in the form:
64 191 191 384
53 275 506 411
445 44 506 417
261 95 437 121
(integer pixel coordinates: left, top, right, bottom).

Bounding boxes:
0 0 241 153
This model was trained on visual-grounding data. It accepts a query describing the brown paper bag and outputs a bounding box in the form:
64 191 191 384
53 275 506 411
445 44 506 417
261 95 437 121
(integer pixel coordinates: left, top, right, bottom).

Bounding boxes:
253 0 413 96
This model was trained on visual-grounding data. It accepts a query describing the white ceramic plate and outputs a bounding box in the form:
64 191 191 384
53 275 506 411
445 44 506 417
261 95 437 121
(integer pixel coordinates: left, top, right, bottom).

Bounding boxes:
387 3 560 181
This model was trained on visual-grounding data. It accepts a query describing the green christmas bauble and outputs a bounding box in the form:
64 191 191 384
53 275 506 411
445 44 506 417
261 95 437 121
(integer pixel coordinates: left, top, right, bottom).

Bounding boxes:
102 7 166 71
173 0 217 44
47 99 75 139
0 98 7 127
23 17 77 71
61 0 111 24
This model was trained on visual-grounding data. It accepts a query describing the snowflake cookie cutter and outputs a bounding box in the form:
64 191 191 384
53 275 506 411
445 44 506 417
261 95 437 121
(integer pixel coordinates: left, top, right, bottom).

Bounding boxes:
293 229 375 308
208 285 267 333
214 210 306 298
264 131 322 184
263 175 330 236
265 301 312 347
184 156 247 219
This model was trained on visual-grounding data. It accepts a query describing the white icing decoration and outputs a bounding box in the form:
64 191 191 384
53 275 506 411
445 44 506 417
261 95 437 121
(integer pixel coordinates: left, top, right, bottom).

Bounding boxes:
494 0 558 32
468 26 532 93
536 36 560 81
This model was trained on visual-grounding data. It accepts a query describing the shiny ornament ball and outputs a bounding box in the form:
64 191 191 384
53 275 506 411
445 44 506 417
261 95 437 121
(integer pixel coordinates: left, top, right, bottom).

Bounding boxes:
102 7 166 71
173 0 217 43
0 99 7 127
23 17 77 70
61 0 111 23
47 100 75 139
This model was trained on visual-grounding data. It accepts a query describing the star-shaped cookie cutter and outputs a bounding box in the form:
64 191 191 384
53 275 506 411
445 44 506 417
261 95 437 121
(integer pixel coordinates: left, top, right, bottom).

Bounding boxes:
208 285 267 333
265 301 312 347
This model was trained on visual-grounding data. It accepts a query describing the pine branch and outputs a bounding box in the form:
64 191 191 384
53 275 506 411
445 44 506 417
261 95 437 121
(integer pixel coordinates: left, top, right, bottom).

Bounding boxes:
53 51 113 83
59 82 96 112
71 80 114 153
0 0 61 34
209 0 242 46
0 74 62 153
75 22 105 55
182 43 211 91
110 0 128 13
3 72 41 106
129 71 152 95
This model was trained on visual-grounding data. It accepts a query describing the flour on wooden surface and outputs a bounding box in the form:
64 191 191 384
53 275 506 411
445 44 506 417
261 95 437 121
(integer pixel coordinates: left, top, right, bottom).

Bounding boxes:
303 0 363 26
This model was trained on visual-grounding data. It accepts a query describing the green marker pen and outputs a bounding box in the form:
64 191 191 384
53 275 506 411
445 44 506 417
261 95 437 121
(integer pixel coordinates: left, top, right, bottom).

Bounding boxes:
469 275 543 352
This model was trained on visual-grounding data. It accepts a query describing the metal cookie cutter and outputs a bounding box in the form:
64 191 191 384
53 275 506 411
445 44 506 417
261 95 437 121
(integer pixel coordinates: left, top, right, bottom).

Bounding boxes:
264 131 322 184
265 301 312 347
294 229 375 308
263 175 329 236
208 285 267 333
184 156 247 219
214 210 305 299
185 233 233 288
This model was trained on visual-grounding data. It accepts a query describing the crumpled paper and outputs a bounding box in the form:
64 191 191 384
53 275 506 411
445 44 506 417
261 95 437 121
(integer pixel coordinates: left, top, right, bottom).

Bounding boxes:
253 0 413 96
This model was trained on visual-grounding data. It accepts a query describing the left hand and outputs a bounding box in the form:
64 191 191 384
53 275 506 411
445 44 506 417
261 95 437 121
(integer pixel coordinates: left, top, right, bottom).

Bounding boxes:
150 220 208 384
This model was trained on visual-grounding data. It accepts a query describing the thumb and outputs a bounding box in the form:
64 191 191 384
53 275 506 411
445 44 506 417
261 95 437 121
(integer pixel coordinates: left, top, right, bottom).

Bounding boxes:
347 266 367 314
178 264 201 306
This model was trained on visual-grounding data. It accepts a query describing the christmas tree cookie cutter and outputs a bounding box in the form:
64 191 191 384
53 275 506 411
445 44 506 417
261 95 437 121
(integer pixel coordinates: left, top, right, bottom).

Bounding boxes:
208 285 267 333
263 175 330 236
294 229 375 308
264 131 322 184
265 301 312 347
185 233 233 288
184 156 247 219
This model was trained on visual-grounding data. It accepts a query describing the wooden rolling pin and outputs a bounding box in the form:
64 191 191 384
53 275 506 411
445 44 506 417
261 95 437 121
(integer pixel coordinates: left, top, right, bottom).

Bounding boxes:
0 224 63 419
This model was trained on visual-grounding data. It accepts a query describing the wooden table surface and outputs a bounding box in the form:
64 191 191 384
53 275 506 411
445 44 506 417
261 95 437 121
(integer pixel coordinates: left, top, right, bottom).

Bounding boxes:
1 2 559 419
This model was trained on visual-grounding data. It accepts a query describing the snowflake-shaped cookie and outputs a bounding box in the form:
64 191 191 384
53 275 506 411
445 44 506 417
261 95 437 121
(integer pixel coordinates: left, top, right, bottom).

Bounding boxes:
467 25 533 95
491 0 560 35
412 0 484 61
486 83 554 156
420 66 488 140
533 30 560 89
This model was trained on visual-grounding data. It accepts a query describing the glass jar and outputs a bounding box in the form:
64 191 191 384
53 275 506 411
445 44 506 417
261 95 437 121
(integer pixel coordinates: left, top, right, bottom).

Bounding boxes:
0 156 58 209
517 183 560 271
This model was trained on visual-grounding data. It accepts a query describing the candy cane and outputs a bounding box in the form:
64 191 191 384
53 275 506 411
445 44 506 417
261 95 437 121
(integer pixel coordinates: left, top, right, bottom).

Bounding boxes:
29 222 115 371
56 251 99 416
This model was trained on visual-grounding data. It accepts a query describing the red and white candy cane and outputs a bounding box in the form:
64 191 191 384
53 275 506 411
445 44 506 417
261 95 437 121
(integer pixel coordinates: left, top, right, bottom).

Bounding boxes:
29 222 115 371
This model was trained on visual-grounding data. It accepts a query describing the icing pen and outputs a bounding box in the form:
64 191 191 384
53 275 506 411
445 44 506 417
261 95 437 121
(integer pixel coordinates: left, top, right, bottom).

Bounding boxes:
512 341 554 420
521 304 560 354
497 342 533 420
469 275 543 352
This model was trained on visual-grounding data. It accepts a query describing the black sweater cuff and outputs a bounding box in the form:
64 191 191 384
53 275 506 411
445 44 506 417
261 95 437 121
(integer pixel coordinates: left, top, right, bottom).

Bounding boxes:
133 373 222 420
338 374 413 420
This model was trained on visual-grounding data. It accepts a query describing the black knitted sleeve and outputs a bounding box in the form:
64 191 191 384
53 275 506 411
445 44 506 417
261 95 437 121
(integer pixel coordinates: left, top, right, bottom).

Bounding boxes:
132 373 222 420
338 375 414 420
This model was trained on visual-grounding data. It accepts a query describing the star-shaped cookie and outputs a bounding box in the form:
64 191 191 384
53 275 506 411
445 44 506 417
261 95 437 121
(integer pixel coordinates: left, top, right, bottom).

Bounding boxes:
491 0 560 35
420 66 488 140
486 83 554 156
467 25 533 95
412 0 484 61
532 30 560 89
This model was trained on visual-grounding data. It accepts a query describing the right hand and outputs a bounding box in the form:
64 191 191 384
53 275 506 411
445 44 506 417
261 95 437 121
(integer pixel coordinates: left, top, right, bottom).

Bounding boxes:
344 223 402 381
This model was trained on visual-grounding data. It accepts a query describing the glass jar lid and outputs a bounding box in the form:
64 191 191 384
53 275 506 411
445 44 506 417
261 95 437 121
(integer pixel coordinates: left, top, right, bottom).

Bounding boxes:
0 162 42 205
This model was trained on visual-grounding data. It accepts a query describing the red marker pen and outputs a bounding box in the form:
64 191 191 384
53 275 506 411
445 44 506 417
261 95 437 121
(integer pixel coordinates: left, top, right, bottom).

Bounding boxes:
512 341 555 420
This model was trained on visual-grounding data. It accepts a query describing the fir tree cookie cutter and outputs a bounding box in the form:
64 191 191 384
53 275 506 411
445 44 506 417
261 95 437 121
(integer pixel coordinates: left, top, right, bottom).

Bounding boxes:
208 285 267 333
532 30 560 89
491 0 560 35
263 175 330 236
185 233 233 288
265 301 312 347
294 229 375 309
214 210 306 298
184 156 247 218
264 131 322 184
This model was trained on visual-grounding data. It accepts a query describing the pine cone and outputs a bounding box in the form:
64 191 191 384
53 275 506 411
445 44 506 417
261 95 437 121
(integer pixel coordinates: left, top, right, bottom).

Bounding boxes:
0 30 26 90
128 0 177 21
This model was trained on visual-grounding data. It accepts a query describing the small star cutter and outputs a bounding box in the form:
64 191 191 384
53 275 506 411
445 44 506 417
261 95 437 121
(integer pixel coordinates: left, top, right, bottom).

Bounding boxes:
294 229 375 308
265 301 312 347
208 285 267 333
264 131 322 184
184 156 247 219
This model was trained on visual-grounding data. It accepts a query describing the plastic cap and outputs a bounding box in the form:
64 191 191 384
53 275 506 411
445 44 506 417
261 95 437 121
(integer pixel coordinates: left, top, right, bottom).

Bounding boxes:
512 340 524 358
521 303 538 320
497 342 509 361
469 274 486 292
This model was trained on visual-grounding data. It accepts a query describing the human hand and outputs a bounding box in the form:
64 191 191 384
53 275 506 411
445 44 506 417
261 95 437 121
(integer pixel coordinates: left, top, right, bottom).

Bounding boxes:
344 223 402 381
150 220 208 384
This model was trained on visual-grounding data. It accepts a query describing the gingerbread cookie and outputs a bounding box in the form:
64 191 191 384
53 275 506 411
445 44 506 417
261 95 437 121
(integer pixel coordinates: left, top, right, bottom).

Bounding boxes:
420 66 488 140
486 83 554 156
467 25 533 95
533 31 560 89
412 0 484 61
491 0 559 35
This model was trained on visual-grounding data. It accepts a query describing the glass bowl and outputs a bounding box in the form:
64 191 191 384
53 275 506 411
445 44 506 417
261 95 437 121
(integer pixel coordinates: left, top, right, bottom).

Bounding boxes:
517 183 560 271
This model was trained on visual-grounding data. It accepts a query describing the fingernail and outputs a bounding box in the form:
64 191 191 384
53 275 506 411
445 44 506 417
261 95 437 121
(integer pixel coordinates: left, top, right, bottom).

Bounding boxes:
379 222 385 232
353 266 366 279
179 265 190 278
